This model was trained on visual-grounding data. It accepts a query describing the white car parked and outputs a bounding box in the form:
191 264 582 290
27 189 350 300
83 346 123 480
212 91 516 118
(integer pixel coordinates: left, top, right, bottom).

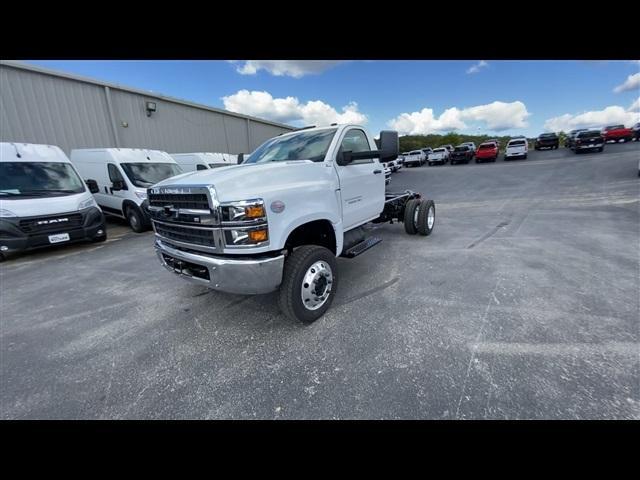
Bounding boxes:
170 152 236 172
461 142 476 153
404 150 426 167
504 138 529 160
428 148 449 166
0 142 107 260
70 148 184 232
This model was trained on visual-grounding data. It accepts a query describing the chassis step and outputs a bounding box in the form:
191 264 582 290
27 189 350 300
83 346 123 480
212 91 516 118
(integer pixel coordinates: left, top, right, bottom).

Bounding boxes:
342 236 382 258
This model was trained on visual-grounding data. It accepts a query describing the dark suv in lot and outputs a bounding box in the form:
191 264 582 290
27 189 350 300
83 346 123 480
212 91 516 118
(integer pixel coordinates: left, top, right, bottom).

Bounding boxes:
565 129 588 149
535 133 559 150
450 145 474 165
573 130 604 153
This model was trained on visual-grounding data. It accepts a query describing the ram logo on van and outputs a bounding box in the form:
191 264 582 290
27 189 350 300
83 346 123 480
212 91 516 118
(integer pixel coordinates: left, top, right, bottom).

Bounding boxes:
37 218 69 225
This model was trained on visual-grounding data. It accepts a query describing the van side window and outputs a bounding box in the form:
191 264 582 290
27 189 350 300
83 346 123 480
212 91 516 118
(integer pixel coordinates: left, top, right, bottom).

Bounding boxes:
339 129 373 165
196 164 208 171
108 163 124 183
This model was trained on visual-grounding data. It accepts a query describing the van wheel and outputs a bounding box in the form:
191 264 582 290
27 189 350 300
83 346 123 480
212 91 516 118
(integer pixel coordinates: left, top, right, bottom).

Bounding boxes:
126 206 146 233
278 245 337 324
417 199 435 236
403 199 421 235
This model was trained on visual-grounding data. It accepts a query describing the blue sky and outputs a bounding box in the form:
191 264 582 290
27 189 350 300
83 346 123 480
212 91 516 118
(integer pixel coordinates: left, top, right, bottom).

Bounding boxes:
25 60 640 137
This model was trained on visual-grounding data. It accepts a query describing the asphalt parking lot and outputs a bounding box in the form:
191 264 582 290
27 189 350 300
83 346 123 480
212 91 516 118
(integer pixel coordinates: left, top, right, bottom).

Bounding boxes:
1 142 639 419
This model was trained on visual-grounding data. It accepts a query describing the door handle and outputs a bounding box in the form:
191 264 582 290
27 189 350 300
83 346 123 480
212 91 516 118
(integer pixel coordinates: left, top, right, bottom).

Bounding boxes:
373 170 382 174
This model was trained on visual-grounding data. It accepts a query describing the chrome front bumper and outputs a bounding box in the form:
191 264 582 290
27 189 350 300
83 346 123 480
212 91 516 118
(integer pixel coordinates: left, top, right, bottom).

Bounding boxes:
155 239 284 294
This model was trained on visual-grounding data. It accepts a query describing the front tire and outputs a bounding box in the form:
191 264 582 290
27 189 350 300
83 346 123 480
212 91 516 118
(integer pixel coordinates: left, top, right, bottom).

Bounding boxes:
278 245 337 324
126 206 146 233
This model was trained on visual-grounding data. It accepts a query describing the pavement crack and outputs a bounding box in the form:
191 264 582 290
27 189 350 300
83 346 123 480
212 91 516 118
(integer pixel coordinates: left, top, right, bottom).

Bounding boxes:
336 277 400 306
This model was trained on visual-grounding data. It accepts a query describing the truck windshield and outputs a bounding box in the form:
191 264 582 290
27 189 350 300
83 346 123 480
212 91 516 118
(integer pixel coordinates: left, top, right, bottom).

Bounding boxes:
120 163 183 188
0 162 85 198
509 140 526 146
454 147 468 152
244 128 338 164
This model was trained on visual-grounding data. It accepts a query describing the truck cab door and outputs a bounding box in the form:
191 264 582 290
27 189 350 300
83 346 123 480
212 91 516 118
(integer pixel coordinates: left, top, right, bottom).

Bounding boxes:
334 128 385 230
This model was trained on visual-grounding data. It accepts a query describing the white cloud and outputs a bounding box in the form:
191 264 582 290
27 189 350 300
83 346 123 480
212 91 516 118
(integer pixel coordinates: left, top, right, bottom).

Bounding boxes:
387 101 530 135
628 97 640 112
230 60 344 78
544 105 640 132
466 60 489 74
613 72 640 93
222 90 367 126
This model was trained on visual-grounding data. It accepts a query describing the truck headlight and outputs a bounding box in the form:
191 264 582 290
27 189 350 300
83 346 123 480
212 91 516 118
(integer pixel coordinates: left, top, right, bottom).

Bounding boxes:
221 199 266 222
224 227 269 246
0 208 18 218
135 190 148 200
78 197 98 210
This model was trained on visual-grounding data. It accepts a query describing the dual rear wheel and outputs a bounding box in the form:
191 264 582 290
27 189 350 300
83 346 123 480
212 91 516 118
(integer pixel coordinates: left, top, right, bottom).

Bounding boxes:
404 198 435 236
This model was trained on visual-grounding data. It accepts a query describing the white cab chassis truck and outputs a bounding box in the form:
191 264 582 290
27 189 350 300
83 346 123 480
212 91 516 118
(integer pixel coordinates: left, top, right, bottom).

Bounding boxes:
150 125 436 323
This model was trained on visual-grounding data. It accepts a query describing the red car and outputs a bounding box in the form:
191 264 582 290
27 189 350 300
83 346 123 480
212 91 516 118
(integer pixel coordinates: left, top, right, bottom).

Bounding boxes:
475 142 499 163
602 125 633 143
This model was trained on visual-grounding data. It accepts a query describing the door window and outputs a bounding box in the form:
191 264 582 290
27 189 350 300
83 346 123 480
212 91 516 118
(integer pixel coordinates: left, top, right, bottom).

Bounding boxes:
339 129 374 164
108 163 125 183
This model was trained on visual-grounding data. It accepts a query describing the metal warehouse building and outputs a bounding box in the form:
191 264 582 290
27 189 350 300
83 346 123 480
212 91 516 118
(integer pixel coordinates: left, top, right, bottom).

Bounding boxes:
0 60 294 156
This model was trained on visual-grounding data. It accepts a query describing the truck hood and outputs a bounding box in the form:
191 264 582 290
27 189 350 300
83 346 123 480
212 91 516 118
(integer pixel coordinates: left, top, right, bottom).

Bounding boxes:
152 160 326 201
430 152 447 159
0 191 94 217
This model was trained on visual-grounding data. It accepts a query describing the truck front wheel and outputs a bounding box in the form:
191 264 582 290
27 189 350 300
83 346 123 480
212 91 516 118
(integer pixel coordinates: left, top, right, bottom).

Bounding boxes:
278 245 338 324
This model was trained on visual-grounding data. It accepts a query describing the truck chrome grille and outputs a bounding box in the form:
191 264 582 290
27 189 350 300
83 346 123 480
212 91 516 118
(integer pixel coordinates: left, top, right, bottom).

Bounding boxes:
153 221 217 249
148 192 209 210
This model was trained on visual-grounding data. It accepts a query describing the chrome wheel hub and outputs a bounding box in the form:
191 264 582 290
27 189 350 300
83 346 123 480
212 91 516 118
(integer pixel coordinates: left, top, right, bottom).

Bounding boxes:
427 206 435 229
301 261 333 310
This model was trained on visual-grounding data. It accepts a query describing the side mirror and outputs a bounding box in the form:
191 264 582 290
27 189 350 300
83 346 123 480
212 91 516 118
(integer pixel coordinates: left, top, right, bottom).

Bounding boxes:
379 130 399 161
337 149 381 166
339 150 354 166
85 179 99 194
111 180 125 191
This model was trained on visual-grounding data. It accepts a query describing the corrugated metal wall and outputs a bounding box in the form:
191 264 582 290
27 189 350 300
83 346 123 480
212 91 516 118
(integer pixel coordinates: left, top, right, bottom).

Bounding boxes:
0 62 293 156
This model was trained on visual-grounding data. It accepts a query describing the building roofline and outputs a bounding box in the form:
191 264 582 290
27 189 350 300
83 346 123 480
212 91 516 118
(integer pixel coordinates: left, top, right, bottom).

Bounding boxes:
0 60 295 131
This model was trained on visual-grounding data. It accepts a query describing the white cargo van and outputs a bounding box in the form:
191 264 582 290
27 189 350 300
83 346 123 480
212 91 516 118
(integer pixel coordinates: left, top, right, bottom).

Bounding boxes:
70 148 183 232
0 142 106 260
170 152 235 172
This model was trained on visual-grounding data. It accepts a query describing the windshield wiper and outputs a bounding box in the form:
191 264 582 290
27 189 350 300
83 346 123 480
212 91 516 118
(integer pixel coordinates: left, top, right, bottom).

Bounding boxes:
19 189 78 196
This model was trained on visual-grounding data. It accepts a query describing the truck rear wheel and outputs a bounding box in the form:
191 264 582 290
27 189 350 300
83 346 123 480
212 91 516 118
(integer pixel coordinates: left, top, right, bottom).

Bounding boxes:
403 199 421 235
278 245 337 324
416 199 435 236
